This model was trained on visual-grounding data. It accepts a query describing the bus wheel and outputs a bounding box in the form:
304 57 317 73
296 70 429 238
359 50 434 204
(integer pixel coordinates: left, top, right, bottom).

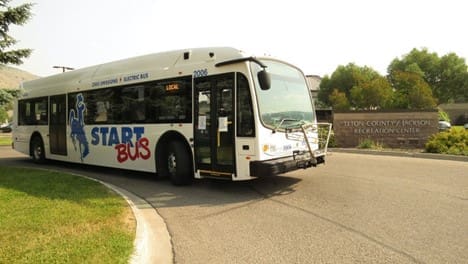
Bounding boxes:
31 136 46 164
166 141 193 186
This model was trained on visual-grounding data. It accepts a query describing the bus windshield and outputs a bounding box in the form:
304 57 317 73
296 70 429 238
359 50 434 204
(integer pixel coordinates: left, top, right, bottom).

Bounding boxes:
252 60 315 130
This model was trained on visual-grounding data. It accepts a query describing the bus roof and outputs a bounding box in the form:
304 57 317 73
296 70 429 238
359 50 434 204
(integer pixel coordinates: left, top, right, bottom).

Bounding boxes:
21 47 245 98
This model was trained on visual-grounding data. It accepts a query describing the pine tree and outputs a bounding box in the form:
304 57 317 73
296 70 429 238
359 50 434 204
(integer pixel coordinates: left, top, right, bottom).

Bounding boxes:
0 0 33 65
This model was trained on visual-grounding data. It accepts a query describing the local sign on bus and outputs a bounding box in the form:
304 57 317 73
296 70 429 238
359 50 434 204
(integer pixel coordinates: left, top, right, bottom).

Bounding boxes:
165 83 179 92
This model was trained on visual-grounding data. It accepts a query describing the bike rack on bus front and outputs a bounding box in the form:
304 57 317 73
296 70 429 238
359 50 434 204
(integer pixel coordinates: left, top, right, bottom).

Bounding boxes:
287 122 333 168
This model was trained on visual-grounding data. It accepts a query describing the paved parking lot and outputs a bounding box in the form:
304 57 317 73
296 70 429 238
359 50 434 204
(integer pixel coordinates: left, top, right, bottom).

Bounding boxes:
1 147 467 263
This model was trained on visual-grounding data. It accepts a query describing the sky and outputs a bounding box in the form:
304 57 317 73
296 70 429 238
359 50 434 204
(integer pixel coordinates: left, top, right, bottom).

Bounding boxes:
8 0 468 77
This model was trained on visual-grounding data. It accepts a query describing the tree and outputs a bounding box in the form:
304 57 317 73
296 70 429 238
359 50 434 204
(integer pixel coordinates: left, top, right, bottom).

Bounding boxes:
318 63 381 107
438 53 468 103
0 89 18 122
0 0 33 65
0 88 18 106
388 48 439 85
328 89 350 110
391 71 437 109
319 63 394 110
350 76 393 109
388 48 468 103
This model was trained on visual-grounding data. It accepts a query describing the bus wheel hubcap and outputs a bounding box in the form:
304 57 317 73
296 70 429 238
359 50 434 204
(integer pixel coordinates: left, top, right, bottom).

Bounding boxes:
34 146 41 159
168 153 176 174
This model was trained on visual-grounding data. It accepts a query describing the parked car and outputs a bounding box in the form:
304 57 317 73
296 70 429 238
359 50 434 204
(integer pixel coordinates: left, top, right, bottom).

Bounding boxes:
0 123 12 133
438 120 451 131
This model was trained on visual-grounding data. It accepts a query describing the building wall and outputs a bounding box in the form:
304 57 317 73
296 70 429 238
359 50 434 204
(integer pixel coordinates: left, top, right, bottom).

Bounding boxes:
306 75 322 109
439 103 468 125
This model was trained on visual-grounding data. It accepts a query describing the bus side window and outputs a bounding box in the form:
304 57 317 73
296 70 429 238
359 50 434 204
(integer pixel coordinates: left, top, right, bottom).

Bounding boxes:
133 86 145 122
147 84 163 122
18 97 48 125
95 101 108 122
237 73 255 137
37 98 48 125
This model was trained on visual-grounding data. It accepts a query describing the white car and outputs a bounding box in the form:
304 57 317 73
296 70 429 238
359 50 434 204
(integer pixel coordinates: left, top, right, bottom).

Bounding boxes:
438 121 451 131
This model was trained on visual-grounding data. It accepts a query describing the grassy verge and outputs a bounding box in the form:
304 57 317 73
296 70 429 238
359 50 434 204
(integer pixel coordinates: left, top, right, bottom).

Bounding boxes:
0 167 135 263
0 134 12 146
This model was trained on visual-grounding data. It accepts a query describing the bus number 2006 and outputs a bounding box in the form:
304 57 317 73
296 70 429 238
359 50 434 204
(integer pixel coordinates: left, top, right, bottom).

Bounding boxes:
193 69 208 78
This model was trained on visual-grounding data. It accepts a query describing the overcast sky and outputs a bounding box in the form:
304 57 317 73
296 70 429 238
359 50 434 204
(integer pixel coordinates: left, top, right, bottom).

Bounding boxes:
9 0 468 77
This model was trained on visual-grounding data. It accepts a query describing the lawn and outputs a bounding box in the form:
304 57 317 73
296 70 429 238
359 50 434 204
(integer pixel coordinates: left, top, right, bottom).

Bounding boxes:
0 167 135 263
0 134 11 146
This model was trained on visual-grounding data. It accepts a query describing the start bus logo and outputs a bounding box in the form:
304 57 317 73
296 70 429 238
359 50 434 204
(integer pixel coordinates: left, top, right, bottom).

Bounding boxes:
91 127 151 163
69 93 151 163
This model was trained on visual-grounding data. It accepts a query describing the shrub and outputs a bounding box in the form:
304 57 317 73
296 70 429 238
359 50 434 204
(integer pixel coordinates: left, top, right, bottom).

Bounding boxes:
0 107 7 123
438 108 450 122
425 128 468 155
358 138 384 150
319 127 336 148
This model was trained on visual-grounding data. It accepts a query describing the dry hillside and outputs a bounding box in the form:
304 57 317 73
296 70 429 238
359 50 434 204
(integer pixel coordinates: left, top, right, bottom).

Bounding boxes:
0 65 38 90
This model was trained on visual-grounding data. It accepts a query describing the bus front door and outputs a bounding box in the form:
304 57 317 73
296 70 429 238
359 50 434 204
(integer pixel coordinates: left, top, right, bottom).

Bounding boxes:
49 94 67 155
194 74 235 178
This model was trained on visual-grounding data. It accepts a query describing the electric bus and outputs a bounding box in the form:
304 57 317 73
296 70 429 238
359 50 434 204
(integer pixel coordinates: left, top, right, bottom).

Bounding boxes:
12 47 331 185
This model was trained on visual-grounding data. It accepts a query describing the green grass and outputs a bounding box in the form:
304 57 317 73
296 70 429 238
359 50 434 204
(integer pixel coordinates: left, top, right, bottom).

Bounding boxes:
0 135 12 146
0 167 135 263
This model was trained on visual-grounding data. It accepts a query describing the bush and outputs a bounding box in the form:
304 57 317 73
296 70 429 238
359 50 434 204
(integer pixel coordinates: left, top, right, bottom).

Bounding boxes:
425 128 468 155
0 107 7 123
438 108 451 122
357 138 384 150
319 127 336 148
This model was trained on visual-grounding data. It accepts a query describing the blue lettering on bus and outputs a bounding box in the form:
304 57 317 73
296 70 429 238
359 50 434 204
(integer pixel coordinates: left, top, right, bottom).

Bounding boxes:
91 126 145 146
92 78 119 88
108 127 120 146
123 73 149 82
121 127 133 145
92 73 148 88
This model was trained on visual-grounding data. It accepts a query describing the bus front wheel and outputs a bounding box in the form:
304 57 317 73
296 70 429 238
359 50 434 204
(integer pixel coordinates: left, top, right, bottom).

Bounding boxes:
31 136 46 164
165 141 193 186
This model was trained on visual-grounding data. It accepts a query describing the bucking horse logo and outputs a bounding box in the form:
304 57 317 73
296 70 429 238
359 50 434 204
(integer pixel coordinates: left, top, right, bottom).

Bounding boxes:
69 93 89 161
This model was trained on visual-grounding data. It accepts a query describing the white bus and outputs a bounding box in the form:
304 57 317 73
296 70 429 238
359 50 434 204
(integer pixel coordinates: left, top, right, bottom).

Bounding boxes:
13 47 331 185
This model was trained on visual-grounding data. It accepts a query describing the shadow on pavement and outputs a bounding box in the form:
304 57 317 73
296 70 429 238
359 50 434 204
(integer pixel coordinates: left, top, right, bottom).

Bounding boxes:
0 154 301 209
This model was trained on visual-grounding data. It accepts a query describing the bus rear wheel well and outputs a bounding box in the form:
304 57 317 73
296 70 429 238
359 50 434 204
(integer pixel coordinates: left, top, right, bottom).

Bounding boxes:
155 131 194 184
30 132 46 163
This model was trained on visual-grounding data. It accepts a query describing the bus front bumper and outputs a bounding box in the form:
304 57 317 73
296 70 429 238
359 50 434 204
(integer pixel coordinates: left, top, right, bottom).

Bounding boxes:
249 151 325 177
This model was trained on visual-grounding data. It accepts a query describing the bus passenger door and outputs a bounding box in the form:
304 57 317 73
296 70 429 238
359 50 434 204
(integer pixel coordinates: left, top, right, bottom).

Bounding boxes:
194 74 235 178
49 95 67 155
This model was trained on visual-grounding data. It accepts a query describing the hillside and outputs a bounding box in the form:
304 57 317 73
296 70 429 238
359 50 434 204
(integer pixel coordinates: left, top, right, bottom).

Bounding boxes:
0 65 38 90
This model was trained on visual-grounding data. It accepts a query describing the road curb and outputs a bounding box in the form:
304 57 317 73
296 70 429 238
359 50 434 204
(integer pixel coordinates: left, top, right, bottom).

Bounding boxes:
330 148 468 162
91 180 173 264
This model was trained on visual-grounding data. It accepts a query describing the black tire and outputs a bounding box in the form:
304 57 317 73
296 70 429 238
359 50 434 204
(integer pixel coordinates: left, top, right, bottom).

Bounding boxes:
165 141 193 186
155 143 169 180
31 136 46 164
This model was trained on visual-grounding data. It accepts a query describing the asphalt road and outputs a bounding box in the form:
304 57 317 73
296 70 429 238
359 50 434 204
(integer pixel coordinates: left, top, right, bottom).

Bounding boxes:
1 147 467 263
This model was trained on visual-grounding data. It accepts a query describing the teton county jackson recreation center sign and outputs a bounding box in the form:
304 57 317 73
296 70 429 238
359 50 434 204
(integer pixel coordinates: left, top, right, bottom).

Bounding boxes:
333 110 438 148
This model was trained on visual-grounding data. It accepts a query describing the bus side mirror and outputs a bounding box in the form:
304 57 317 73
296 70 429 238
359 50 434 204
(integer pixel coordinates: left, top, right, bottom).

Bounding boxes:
258 70 271 90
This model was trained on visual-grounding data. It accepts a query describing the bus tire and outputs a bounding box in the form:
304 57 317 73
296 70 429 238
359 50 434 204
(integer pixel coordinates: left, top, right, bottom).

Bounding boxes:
31 136 46 164
166 141 193 186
